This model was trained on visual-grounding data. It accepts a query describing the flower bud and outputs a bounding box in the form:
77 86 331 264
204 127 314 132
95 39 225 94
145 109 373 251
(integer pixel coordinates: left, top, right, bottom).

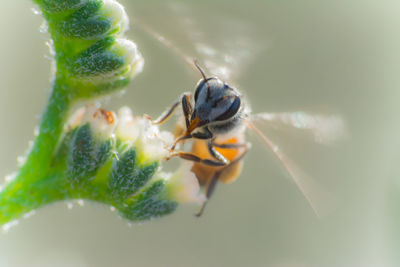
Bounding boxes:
35 0 144 100
118 180 178 221
39 0 85 14
108 148 158 201
101 0 129 35
69 37 143 79
66 105 116 185
111 38 144 79
51 0 128 40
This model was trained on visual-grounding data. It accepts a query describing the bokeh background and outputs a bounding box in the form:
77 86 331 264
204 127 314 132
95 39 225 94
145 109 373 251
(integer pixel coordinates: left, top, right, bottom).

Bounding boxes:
1 0 400 266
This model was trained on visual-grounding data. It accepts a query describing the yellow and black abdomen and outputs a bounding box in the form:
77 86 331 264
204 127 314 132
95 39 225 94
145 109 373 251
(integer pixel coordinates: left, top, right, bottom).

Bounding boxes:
191 135 245 186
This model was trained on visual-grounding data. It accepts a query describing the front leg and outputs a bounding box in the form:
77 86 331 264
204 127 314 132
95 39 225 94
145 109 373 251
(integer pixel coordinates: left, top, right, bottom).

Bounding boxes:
166 151 226 167
181 92 193 128
147 91 192 126
170 127 213 152
169 93 195 151
149 100 180 125
191 127 213 140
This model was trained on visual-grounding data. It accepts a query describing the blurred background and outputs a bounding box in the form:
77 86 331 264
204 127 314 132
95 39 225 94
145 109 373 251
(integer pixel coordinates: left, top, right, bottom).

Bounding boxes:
1 0 400 266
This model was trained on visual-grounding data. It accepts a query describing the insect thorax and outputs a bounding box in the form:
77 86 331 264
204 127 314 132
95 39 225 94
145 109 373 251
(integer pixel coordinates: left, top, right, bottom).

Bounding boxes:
207 114 243 136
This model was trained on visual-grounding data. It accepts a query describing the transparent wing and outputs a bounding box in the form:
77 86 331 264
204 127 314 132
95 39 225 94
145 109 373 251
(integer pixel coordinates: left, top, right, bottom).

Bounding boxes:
134 2 263 83
251 112 347 146
246 116 340 218
167 2 263 82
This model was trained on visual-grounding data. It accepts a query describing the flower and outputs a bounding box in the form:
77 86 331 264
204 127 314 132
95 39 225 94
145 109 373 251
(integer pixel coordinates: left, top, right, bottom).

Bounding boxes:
113 107 205 204
115 106 173 163
166 162 206 204
68 104 117 141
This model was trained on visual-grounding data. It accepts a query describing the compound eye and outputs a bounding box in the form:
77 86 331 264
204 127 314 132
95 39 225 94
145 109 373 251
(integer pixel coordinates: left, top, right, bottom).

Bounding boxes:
215 97 241 121
194 80 207 102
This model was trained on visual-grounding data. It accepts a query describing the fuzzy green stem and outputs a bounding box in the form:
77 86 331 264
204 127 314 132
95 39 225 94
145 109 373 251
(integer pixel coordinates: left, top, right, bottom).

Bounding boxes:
19 76 71 181
0 75 71 224
0 173 65 224
0 170 111 224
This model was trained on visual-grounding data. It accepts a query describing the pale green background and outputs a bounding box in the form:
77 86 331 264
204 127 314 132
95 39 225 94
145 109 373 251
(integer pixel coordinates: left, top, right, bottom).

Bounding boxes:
1 1 400 266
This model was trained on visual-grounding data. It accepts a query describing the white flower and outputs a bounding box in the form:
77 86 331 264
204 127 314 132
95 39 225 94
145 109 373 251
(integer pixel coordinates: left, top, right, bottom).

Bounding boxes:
166 163 206 204
115 107 173 162
67 106 86 129
137 119 174 161
68 104 117 141
115 106 140 142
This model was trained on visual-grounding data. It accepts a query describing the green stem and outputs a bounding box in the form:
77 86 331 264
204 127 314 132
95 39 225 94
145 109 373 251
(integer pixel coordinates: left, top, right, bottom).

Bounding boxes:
23 76 70 176
0 170 113 224
17 76 71 181
0 75 71 224
0 173 66 224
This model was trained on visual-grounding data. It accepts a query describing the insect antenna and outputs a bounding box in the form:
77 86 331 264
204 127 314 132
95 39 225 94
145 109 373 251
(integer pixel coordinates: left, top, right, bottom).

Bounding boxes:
194 59 208 80
135 19 212 93
194 59 211 99
135 18 200 72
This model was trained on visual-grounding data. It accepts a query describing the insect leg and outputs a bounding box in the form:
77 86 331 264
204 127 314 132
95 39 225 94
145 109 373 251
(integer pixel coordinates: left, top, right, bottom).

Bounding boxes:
230 144 249 163
181 93 193 128
208 141 250 163
169 134 193 152
169 129 213 153
191 127 213 140
166 152 227 167
195 146 249 217
195 171 220 217
211 142 249 149
169 93 195 151
149 100 180 125
207 141 230 165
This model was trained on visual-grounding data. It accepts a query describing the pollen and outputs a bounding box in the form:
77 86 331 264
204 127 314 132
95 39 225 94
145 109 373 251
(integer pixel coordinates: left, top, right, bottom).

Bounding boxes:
99 109 115 124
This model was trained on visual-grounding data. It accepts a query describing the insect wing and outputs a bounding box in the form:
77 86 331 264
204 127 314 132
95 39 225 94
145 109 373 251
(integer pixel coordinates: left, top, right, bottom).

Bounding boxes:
246 115 342 217
251 112 347 146
135 2 262 83
169 2 263 82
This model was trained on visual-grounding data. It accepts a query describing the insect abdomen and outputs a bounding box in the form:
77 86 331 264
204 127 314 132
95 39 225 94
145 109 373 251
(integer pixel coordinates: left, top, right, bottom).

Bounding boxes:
190 136 244 185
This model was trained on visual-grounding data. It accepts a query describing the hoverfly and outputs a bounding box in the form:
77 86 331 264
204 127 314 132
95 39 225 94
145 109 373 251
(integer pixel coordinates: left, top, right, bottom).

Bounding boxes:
136 5 345 217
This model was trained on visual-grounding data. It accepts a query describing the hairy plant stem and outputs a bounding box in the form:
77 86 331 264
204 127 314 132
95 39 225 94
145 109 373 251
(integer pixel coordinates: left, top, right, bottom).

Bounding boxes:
0 75 72 224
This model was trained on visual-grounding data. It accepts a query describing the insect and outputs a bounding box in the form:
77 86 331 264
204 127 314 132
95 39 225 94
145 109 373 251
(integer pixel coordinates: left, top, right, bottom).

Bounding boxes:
138 6 345 216
150 60 250 216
